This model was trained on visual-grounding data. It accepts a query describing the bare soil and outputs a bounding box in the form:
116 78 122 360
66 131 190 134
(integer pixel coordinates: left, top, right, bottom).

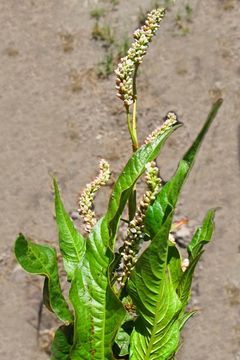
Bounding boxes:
0 1 239 359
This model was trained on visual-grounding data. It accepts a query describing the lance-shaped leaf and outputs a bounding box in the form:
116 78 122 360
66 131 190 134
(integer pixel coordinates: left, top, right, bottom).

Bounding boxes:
145 99 223 239
128 212 183 359
106 120 181 249
15 234 73 324
51 325 73 360
177 209 215 308
54 179 86 280
69 217 126 360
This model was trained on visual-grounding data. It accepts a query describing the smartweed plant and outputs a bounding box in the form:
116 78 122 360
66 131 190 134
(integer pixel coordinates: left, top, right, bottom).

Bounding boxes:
15 7 222 360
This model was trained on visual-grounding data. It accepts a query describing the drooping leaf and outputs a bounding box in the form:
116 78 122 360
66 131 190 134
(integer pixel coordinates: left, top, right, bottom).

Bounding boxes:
106 121 181 249
54 178 86 281
145 99 223 239
51 325 73 360
177 210 215 308
128 212 183 359
15 234 73 324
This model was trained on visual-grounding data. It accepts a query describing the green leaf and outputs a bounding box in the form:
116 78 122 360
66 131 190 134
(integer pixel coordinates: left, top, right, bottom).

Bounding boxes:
177 210 215 308
127 101 222 359
128 212 182 359
15 234 73 324
188 209 215 260
145 99 223 239
106 121 181 249
69 218 126 360
129 278 182 360
54 178 86 281
51 325 73 360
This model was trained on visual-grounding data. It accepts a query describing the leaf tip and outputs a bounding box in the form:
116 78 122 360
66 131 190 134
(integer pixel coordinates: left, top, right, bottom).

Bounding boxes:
15 233 28 260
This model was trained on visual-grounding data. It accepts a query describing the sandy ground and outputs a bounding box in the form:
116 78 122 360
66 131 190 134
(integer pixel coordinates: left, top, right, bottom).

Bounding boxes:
0 0 239 359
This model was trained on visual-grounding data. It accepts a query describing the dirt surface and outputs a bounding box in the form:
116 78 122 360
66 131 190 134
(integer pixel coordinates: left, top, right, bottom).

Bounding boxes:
0 0 239 359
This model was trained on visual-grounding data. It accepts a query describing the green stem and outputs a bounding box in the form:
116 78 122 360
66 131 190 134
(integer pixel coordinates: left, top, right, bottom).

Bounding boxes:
126 106 136 153
131 100 138 151
131 65 139 152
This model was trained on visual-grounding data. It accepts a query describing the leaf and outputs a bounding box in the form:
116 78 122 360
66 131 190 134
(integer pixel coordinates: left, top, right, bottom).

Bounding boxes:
145 99 223 239
129 278 182 360
128 212 182 359
15 234 73 324
54 178 86 281
69 218 126 360
177 209 215 308
51 325 73 360
127 101 222 359
188 209 215 260
106 121 181 249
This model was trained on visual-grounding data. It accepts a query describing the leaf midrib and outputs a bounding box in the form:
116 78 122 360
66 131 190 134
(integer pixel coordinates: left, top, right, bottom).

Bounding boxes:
27 243 54 276
144 275 169 359
61 205 82 263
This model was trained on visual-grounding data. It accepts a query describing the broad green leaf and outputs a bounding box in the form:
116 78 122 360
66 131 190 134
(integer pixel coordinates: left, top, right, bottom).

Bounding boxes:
128 212 182 359
177 210 215 307
15 234 73 324
54 178 85 281
145 99 223 239
51 325 73 360
129 277 182 360
106 121 181 249
188 209 215 260
69 217 126 360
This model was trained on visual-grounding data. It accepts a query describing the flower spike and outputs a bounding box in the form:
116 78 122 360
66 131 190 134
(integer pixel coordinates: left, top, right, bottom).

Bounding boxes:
115 8 165 106
78 159 111 232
